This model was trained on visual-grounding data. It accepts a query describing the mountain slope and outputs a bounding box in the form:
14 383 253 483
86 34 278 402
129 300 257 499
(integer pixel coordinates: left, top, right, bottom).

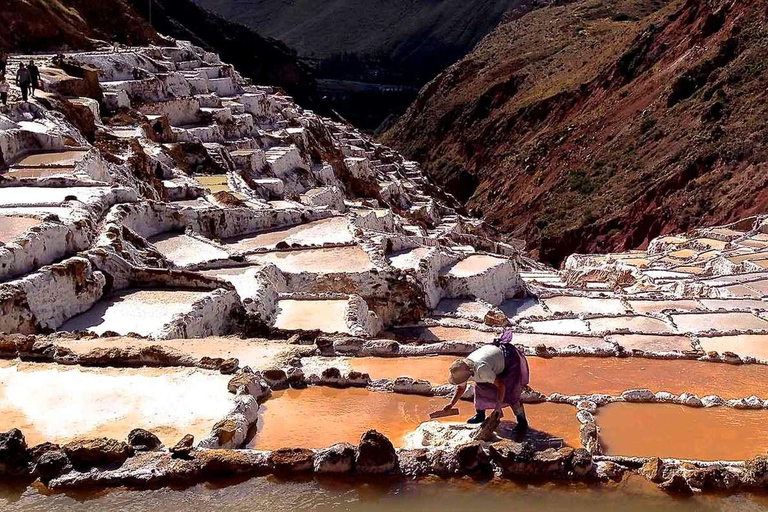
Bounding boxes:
2 0 319 110
194 0 519 83
126 0 320 109
0 0 161 51
385 0 768 265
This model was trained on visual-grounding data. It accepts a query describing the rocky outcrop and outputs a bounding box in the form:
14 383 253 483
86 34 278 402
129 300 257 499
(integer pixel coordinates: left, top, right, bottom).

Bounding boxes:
269 448 314 473
0 429 31 476
170 435 195 459
62 438 134 470
314 443 356 473
355 430 397 474
127 429 163 452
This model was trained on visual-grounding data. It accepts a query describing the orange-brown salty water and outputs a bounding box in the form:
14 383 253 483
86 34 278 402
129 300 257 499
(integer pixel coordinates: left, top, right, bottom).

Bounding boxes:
597 403 768 460
0 216 40 243
249 246 375 273
273 299 350 333
15 150 88 167
347 356 768 399
249 387 581 449
348 356 456 383
527 357 768 398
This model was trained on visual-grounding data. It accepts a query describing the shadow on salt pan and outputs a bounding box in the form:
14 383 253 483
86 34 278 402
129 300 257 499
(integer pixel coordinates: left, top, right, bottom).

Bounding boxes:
59 288 211 337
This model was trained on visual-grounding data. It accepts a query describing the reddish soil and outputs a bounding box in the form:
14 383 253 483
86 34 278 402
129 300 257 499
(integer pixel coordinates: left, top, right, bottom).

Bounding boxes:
385 0 768 265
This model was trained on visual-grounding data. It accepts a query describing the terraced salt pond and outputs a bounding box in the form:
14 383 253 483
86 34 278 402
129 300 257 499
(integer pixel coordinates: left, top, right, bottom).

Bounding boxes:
196 175 236 194
59 288 211 336
442 254 506 277
199 266 265 299
597 403 768 460
528 318 590 334
249 387 581 449
671 312 768 333
387 246 431 270
588 316 675 334
0 187 115 207
0 362 230 447
349 356 456 383
543 296 626 315
222 217 353 251
607 334 693 352
249 246 375 273
389 326 497 343
0 216 40 243
54 336 289 370
700 334 768 359
4 167 76 178
149 232 229 266
14 150 89 167
527 357 768 398
273 299 350 333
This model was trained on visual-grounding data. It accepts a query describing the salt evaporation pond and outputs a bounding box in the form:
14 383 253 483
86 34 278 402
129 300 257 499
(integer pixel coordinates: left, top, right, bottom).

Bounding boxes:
597 403 768 461
249 387 581 449
0 362 231 447
0 216 40 243
59 288 211 337
273 299 350 333
2 474 767 511
222 217 353 251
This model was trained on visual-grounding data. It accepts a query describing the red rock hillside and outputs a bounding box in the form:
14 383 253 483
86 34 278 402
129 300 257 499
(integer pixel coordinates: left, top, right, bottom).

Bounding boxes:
384 0 768 266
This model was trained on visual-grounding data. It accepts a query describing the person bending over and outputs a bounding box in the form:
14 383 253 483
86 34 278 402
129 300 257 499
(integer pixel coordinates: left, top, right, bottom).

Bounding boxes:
443 331 530 431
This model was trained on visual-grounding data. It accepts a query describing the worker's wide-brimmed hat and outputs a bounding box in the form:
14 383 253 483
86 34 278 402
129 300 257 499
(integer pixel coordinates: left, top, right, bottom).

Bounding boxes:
448 358 472 385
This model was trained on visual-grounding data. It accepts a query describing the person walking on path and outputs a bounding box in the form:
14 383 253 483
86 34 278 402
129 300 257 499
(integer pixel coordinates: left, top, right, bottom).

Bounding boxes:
0 74 9 106
16 62 31 102
27 60 40 97
442 331 531 431
0 53 7 74
15 63 31 102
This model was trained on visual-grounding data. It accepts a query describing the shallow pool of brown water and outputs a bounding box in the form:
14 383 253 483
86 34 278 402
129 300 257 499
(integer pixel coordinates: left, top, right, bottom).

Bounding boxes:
249 388 581 449
527 357 768 398
348 356 456 383
597 403 768 460
222 217 352 251
0 216 40 243
249 246 374 273
273 299 350 333
700 334 768 360
15 150 88 167
2 474 767 512
4 167 75 178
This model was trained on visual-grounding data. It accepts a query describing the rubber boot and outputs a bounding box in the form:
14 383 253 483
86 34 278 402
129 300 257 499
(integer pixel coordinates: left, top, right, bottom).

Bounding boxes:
513 413 529 433
467 410 486 424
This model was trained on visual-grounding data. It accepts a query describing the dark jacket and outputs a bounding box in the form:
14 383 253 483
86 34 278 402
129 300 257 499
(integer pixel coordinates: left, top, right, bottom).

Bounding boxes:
27 64 39 83
16 67 30 85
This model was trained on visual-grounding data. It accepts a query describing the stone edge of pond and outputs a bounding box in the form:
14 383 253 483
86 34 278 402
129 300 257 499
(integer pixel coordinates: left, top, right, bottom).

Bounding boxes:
2 428 767 496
